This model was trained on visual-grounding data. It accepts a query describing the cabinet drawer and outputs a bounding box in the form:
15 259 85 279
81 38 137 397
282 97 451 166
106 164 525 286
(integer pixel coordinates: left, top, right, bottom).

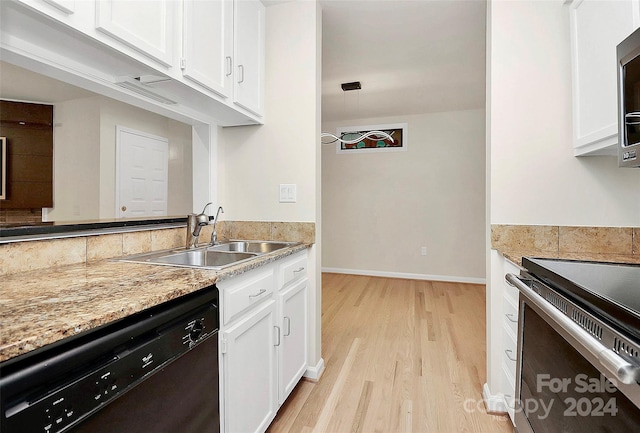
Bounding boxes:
279 252 307 288
503 261 521 305
502 322 518 379
503 294 519 335
503 281 519 308
501 360 517 424
221 267 275 325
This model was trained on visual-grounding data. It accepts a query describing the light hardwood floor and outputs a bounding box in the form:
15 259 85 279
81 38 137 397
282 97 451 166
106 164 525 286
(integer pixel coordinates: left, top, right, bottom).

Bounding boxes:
267 273 515 433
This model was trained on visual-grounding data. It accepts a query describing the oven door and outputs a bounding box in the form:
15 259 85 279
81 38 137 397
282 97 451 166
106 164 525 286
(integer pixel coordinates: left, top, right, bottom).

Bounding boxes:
507 274 640 433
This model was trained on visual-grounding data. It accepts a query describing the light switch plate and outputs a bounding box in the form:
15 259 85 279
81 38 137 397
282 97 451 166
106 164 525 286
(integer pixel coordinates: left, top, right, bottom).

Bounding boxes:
279 184 297 203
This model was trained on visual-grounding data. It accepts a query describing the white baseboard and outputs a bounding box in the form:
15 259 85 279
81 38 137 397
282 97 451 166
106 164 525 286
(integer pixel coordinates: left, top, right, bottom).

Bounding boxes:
321 267 486 285
483 383 507 414
303 357 325 381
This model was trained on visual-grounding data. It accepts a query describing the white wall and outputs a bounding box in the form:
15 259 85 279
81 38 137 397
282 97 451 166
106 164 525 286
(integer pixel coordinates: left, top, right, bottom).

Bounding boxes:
486 0 640 410
217 4 319 224
490 0 640 227
217 0 323 372
322 110 486 282
166 118 193 216
49 97 101 221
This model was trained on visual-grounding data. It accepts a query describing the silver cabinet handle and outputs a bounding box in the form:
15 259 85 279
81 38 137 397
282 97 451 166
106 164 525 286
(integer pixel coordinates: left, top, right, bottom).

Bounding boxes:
249 288 266 298
238 65 244 83
226 56 232 76
505 313 518 323
506 273 640 385
293 267 305 273
505 349 517 362
274 326 281 346
284 317 291 336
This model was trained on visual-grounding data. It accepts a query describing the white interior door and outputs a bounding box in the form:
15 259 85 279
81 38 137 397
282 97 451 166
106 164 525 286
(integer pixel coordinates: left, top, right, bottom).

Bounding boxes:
116 126 169 218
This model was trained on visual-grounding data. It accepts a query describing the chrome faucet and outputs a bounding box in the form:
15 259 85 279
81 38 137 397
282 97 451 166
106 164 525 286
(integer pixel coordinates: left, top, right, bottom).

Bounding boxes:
185 202 212 249
210 206 224 245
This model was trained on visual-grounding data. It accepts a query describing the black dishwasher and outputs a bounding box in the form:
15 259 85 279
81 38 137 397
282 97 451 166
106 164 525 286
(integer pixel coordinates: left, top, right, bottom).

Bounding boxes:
0 286 219 433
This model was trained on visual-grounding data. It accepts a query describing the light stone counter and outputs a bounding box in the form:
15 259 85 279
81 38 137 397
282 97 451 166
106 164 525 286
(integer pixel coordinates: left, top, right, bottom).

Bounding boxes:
492 224 640 266
0 244 307 363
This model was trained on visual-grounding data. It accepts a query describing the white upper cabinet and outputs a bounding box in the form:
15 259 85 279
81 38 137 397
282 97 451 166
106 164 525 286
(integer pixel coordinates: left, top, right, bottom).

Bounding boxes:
182 0 233 98
14 0 77 25
234 0 265 116
570 0 640 156
21 0 75 15
43 0 74 13
2 0 265 125
95 0 176 67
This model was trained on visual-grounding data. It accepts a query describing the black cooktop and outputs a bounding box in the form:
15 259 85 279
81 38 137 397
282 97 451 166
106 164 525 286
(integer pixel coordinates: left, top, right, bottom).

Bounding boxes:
522 257 640 339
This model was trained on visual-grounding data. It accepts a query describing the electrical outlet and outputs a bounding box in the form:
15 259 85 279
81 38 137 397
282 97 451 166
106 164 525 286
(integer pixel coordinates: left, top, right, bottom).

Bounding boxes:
421 246 427 256
279 184 297 203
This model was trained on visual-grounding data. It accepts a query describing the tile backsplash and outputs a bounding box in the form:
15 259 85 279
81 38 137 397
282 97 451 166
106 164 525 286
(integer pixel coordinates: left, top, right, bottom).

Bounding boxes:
0 221 315 276
492 224 640 265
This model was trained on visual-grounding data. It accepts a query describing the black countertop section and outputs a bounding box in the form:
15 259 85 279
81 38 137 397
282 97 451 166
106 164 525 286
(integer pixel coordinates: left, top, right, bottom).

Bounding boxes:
0 217 187 238
523 257 640 339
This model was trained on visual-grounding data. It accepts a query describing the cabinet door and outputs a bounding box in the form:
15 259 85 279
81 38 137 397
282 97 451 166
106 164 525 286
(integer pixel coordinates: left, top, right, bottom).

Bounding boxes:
278 278 308 404
16 0 75 17
182 0 233 98
570 0 640 155
222 300 277 433
233 0 265 116
95 0 175 67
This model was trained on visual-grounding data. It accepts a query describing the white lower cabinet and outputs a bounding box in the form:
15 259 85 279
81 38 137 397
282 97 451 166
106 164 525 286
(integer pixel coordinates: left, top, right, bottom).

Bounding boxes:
222 299 278 433
501 257 521 424
219 250 309 433
277 274 308 404
488 250 522 423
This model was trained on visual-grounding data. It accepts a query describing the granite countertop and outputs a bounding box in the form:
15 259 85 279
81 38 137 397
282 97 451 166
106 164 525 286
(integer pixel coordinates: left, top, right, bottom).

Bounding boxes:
492 224 640 267
0 244 307 363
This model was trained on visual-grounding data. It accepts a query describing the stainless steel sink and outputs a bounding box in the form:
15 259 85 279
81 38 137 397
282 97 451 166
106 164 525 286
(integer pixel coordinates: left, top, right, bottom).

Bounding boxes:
208 241 292 254
153 250 256 267
114 240 299 270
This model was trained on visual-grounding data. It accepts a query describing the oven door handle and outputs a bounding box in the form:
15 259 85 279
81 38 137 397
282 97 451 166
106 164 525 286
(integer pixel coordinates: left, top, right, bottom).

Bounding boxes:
506 273 640 385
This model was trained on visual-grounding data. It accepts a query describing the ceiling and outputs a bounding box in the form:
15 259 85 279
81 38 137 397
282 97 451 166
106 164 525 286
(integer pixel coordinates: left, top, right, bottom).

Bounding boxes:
2 0 487 123
320 0 487 122
0 61 96 103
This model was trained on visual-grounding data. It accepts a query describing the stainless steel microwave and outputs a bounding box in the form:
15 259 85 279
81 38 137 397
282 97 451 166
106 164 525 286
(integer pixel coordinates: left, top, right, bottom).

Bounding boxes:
618 27 640 167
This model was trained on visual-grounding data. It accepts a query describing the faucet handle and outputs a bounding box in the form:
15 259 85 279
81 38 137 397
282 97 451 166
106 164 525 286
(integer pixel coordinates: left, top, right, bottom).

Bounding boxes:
200 202 213 215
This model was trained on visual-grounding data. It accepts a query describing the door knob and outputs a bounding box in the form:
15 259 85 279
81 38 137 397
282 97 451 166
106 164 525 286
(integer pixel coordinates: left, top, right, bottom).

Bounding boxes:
121 206 127 212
